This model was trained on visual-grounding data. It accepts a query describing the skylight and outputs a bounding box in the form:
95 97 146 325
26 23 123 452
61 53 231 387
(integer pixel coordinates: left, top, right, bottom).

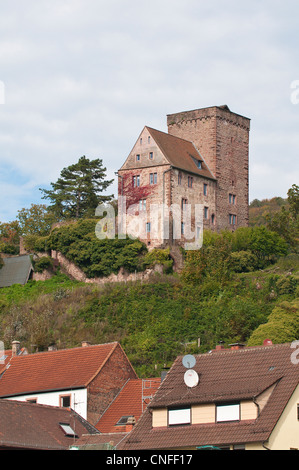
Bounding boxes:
59 423 78 438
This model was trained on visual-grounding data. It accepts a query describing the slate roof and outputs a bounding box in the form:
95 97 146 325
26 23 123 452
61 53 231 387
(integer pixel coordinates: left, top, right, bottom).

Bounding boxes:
119 343 299 450
0 255 33 288
0 342 132 398
146 127 216 180
95 378 161 433
0 399 99 450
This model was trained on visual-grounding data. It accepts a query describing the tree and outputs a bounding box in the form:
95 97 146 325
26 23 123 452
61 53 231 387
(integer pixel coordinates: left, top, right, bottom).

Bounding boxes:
17 204 58 236
40 156 114 219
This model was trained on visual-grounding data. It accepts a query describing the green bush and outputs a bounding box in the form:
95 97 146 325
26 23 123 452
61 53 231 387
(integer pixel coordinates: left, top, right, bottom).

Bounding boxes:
34 256 54 273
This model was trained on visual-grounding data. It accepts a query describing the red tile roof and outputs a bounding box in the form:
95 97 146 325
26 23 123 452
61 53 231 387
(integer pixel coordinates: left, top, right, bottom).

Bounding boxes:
96 378 161 433
146 127 216 180
0 342 123 398
0 399 99 450
119 343 299 450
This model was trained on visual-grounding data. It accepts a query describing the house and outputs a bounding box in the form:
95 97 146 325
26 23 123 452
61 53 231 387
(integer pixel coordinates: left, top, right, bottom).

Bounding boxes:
95 377 161 433
0 399 99 450
0 254 33 288
0 341 137 426
119 342 299 451
117 105 250 250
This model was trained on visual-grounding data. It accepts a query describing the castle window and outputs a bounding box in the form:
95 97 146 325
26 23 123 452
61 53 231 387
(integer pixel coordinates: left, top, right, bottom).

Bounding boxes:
203 183 208 196
229 214 237 225
178 172 182 185
211 214 215 225
188 176 193 188
181 198 188 211
139 199 146 211
150 172 157 184
146 222 151 233
229 193 236 204
204 207 209 219
181 222 185 235
133 175 140 187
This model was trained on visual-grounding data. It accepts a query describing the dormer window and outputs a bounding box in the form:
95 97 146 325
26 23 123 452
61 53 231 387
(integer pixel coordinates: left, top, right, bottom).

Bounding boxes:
59 423 78 438
216 403 240 423
168 407 191 426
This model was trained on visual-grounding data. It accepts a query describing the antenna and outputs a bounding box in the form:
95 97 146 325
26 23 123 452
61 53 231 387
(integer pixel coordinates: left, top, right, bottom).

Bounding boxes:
182 354 199 388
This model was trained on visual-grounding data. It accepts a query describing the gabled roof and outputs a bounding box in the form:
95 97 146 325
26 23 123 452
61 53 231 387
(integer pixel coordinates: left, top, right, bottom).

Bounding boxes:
0 255 33 288
0 342 133 398
0 399 99 450
95 378 161 433
120 343 299 450
146 127 215 180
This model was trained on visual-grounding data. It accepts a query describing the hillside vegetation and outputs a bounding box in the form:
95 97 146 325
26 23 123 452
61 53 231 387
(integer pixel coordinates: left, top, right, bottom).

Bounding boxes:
0 222 298 377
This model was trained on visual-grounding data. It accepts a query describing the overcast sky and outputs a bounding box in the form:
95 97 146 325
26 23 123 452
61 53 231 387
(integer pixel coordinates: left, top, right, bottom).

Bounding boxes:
0 0 298 222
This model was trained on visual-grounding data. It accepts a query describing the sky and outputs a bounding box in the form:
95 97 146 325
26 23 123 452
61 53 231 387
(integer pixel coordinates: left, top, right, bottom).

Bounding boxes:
0 0 298 222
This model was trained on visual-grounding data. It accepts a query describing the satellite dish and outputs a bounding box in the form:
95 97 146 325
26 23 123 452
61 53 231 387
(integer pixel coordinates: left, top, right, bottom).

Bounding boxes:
182 354 196 369
184 369 199 388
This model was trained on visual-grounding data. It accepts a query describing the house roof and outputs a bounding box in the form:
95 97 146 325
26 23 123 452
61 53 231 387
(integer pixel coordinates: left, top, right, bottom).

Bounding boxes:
119 343 299 450
146 127 216 180
95 378 161 433
0 342 130 398
72 432 128 450
0 399 99 450
0 255 33 288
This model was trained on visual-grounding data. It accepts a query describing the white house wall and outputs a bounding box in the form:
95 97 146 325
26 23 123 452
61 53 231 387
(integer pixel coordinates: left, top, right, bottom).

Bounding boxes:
4 388 87 420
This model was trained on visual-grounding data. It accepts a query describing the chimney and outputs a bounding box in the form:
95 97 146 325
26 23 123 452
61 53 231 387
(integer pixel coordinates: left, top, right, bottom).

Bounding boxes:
215 341 225 351
229 343 246 350
81 341 91 348
12 341 21 357
125 416 136 432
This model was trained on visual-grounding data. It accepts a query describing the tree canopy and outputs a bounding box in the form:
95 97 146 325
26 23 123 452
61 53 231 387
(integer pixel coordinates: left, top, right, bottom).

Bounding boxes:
40 156 114 219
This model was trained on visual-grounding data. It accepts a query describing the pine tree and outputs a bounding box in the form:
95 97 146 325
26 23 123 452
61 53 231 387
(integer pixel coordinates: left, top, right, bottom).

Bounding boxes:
40 156 114 219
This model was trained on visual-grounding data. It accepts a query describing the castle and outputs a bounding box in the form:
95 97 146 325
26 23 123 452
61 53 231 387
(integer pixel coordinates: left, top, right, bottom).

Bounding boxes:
117 105 250 250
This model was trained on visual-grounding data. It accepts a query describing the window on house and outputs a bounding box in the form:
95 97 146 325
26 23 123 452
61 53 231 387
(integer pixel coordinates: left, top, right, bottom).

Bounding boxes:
149 152 153 160
197 161 202 169
116 415 134 426
181 222 185 235
140 138 142 145
203 183 208 196
146 222 151 233
150 173 157 184
148 136 151 144
181 198 188 211
136 154 140 162
211 214 215 225
216 403 240 423
204 207 209 219
229 214 237 225
59 423 78 438
133 175 140 187
168 407 191 426
139 199 146 211
178 172 182 185
188 176 193 188
60 395 71 408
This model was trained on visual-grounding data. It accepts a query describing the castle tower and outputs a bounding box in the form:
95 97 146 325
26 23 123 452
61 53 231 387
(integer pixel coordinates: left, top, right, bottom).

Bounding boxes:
167 105 250 231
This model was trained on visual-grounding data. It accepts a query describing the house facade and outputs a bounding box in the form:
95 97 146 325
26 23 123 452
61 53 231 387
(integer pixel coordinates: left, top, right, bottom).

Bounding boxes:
119 342 299 451
0 341 137 426
117 105 250 250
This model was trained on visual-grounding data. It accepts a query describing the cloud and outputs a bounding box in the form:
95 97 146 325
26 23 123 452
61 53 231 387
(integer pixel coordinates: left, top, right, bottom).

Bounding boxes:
0 0 298 221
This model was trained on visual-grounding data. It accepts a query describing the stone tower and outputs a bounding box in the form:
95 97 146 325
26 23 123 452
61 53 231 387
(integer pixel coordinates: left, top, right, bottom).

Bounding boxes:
167 105 250 231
